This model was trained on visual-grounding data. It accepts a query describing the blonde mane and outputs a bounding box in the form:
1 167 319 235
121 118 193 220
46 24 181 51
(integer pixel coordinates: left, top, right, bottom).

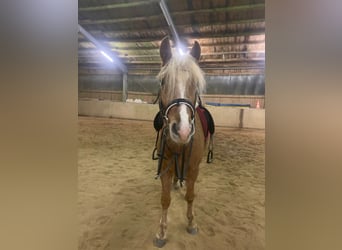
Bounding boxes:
157 53 206 99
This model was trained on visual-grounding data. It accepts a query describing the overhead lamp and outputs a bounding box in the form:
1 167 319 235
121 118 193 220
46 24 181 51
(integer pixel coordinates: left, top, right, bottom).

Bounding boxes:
100 50 114 63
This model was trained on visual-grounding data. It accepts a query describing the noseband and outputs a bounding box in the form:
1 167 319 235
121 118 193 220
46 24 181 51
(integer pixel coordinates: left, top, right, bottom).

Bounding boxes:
161 98 196 123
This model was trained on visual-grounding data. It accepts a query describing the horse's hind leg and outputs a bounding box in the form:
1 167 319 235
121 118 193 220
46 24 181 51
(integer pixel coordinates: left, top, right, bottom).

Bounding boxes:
185 178 198 234
154 173 172 248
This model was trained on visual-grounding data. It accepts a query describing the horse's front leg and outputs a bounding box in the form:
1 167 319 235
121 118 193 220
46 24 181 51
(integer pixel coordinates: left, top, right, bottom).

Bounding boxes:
185 179 198 234
172 174 179 190
154 172 172 248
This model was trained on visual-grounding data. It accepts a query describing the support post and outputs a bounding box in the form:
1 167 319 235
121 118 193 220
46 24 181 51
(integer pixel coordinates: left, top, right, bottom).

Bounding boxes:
122 73 128 102
239 109 244 128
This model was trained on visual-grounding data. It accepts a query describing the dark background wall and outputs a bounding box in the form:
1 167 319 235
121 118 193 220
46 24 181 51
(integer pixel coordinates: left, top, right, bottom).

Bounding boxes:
79 73 265 95
79 74 123 91
205 75 265 95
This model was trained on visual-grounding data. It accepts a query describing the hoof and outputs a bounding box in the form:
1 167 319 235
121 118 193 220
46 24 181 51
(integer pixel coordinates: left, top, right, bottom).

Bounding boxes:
153 237 166 248
186 226 198 235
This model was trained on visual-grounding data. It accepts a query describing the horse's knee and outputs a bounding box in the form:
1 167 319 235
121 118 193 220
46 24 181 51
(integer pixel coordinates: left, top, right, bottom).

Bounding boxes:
184 182 195 200
160 175 172 208
185 192 195 203
161 194 171 209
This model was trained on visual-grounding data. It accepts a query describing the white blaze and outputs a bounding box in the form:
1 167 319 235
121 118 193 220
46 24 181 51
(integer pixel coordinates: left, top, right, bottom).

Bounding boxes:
171 70 194 142
178 105 191 141
177 77 191 141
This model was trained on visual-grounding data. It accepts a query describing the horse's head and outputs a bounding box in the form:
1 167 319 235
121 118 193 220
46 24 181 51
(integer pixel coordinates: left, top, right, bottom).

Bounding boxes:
157 37 206 144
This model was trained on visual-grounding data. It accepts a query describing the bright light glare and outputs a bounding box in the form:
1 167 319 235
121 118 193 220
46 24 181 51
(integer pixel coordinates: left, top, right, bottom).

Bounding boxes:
177 47 186 56
100 50 114 62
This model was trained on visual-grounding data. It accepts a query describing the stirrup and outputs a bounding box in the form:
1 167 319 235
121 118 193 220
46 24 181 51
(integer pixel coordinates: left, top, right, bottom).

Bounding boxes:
152 148 159 160
207 150 213 163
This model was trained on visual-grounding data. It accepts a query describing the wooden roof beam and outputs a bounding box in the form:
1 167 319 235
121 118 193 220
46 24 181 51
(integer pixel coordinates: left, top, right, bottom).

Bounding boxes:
79 0 158 12
78 29 265 43
78 39 264 52
90 19 265 38
78 50 265 58
79 3 265 25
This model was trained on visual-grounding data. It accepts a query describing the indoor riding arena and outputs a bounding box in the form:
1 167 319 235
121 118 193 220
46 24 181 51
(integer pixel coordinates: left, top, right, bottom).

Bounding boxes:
78 1 265 249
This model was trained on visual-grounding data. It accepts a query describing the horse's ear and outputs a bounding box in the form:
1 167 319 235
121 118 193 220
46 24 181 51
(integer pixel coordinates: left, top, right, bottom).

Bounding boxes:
160 36 172 65
190 41 201 61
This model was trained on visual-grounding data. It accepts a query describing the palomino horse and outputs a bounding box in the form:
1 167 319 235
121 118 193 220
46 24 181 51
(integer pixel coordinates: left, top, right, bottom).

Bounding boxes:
152 37 213 247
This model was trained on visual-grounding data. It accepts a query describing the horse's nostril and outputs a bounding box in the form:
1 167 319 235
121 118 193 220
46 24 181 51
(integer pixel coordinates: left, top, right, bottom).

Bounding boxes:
171 123 178 135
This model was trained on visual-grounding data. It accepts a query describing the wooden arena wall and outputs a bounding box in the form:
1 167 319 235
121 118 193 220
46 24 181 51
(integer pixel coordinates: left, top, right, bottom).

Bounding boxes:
78 100 265 129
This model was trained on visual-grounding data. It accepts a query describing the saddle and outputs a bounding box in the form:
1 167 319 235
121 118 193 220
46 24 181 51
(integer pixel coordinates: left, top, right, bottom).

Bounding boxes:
153 111 163 132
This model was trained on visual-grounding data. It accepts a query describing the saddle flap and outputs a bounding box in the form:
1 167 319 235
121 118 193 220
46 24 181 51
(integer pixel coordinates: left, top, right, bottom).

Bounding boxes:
202 106 215 135
153 111 164 131
196 105 215 138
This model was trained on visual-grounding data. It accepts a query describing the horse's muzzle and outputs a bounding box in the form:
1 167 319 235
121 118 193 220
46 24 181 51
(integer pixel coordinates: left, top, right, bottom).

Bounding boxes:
169 121 195 144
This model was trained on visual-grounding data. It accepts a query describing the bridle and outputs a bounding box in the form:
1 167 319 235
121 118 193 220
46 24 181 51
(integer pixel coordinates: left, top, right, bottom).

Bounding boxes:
158 77 197 125
152 87 199 187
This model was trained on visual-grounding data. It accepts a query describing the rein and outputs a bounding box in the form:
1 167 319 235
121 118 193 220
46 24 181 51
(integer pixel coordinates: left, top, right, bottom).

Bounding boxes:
152 126 194 187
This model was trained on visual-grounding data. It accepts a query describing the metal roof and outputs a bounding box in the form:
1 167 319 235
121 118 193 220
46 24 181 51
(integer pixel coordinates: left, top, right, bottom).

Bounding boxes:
78 0 265 75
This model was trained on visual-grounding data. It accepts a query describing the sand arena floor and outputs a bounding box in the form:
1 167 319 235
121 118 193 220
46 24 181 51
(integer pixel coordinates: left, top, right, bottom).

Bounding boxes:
78 116 265 250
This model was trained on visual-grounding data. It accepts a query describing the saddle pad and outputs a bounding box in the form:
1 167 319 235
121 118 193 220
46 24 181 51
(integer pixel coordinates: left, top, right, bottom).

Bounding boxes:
196 105 215 139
